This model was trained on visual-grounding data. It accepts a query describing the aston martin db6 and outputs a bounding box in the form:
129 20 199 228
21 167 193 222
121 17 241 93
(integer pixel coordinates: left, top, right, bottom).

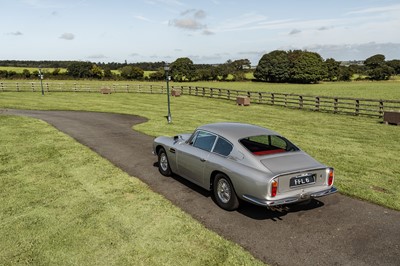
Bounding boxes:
153 122 337 211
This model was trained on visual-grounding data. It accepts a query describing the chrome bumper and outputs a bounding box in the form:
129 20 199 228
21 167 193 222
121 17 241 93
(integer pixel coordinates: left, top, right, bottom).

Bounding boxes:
243 186 338 207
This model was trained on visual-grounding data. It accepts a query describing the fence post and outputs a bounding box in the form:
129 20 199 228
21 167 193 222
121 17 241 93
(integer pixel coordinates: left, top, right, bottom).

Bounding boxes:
0 82 3 92
210 88 213 98
195 87 198 96
74 83 77 92
259 92 262 103
126 84 129 93
284 94 287 107
227 90 230 100
355 99 360 116
315 97 320 111
202 87 205 97
16 83 19 92
271 93 275 105
334 98 338 113
379 101 384 118
299 96 303 109
46 83 49 92
218 89 222 98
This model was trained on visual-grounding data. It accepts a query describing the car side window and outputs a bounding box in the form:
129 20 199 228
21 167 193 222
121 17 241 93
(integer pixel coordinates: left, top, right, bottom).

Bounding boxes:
213 137 233 157
192 131 217 152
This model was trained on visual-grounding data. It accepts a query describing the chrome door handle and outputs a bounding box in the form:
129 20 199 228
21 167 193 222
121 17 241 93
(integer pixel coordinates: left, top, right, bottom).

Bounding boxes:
200 158 206 162
169 148 176 153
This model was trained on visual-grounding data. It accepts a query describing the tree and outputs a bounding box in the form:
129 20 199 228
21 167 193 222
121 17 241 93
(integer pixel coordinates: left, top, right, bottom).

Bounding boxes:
364 54 394 80
195 68 212 81
90 64 104 79
338 66 352 81
103 67 113 79
387 59 400 74
52 68 61 76
255 50 326 83
119 66 144 80
149 70 165 81
67 62 93 78
368 65 394 80
22 69 31 79
324 58 340 81
170 57 195 81
288 50 327 83
254 50 290 82
231 59 251 71
364 54 385 69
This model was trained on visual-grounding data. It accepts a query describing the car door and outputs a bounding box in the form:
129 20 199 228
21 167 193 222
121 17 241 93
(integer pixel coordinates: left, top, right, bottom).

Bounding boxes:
176 130 217 188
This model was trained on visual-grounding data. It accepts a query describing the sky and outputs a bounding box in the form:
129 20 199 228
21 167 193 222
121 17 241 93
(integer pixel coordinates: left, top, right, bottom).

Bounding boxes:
1 0 400 65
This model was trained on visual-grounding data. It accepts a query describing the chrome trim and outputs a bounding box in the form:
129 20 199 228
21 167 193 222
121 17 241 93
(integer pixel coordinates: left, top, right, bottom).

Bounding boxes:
310 186 338 198
243 186 337 207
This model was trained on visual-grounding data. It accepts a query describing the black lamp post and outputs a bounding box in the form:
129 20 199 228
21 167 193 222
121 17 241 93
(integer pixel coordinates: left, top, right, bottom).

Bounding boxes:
164 64 172 123
38 68 44 96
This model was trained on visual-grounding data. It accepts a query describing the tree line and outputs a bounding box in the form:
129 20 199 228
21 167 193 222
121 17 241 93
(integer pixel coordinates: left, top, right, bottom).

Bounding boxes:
0 51 399 83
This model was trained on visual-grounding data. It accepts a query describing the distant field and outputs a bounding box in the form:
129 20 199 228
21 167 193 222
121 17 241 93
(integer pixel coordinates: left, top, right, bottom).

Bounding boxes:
171 80 400 100
0 66 67 73
1 79 399 100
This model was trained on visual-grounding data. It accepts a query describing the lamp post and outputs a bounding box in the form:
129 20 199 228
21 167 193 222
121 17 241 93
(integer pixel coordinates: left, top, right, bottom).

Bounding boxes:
38 68 44 96
164 64 172 123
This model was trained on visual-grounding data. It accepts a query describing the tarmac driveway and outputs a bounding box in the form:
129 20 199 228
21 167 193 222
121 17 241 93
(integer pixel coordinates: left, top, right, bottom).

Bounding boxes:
4 109 400 266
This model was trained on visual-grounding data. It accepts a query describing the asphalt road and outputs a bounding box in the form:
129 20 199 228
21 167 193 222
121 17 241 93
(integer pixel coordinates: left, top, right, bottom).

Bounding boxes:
4 109 400 266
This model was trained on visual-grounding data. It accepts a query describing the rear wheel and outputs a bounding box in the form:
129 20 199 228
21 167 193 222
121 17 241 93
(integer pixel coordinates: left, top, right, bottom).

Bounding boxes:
158 147 171 176
213 173 239 211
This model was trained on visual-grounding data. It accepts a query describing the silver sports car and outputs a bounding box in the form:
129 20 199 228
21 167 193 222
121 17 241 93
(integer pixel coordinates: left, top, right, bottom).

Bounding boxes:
153 122 337 211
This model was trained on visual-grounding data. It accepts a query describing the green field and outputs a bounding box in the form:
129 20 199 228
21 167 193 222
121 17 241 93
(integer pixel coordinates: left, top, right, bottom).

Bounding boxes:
0 66 67 74
1 82 399 264
171 80 400 100
1 79 400 100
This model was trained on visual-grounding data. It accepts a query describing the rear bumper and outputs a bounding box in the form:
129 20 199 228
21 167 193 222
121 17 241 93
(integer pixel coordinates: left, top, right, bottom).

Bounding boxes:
243 186 338 207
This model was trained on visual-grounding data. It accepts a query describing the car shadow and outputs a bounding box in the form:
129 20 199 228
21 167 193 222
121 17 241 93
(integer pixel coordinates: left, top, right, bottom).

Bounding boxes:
237 199 325 221
153 162 325 221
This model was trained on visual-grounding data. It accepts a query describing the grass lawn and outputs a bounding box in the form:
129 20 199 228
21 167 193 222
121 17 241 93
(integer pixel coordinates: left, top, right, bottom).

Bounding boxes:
2 79 399 100
0 114 263 265
1 91 399 211
1 81 399 264
170 79 400 100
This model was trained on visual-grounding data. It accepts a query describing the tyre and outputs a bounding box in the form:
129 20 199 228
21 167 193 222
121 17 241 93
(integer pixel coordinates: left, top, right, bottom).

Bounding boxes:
213 173 239 211
158 147 171 176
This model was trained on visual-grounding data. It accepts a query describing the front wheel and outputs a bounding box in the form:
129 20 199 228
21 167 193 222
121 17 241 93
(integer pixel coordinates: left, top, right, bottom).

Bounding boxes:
158 147 171 176
213 173 239 211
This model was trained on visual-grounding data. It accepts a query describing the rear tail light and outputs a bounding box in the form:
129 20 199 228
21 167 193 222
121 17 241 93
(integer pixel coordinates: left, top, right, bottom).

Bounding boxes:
271 180 278 197
327 168 334 186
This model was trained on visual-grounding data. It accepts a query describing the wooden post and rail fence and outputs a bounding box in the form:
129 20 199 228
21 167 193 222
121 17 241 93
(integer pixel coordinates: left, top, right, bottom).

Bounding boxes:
1 81 399 120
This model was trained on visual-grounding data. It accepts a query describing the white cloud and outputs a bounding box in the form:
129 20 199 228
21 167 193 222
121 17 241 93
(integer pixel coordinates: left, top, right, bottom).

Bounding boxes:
7 31 23 36
170 9 207 31
59 33 75 40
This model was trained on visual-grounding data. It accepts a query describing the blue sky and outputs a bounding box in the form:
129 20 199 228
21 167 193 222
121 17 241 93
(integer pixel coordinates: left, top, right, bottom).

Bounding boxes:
1 0 400 64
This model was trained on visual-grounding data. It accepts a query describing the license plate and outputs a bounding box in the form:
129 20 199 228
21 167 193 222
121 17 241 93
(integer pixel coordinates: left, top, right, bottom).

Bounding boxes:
290 174 316 187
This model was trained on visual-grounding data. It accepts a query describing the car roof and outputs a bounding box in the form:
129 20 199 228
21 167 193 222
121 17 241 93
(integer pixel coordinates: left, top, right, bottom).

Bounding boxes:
197 122 279 142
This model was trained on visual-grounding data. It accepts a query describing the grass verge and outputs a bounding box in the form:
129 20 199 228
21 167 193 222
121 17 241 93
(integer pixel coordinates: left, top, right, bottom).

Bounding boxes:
0 115 263 265
0 92 399 211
